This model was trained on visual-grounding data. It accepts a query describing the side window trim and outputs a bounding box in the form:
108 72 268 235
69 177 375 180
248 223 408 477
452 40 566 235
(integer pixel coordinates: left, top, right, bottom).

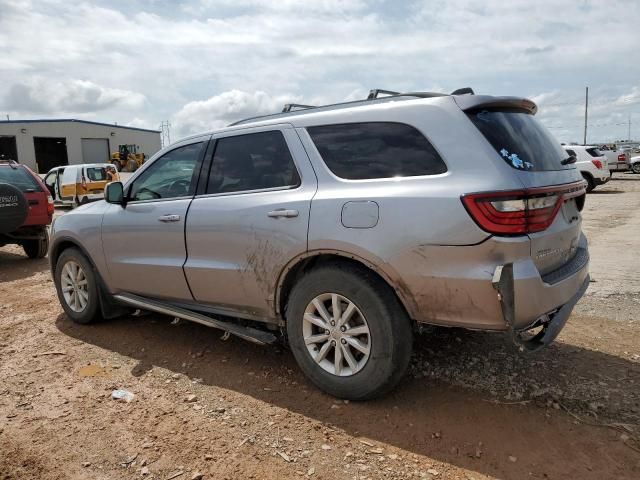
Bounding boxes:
126 140 208 204
199 128 302 197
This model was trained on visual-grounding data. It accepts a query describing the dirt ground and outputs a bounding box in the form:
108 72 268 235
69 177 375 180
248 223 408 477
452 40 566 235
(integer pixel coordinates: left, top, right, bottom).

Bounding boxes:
1 174 639 480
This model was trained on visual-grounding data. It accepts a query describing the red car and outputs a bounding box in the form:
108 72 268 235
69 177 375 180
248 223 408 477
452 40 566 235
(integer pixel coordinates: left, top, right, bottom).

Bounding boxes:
0 160 54 258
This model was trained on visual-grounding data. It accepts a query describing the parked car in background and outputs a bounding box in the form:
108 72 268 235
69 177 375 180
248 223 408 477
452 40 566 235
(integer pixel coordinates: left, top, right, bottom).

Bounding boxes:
600 148 630 173
0 159 53 258
44 164 119 208
49 90 590 399
630 154 640 174
563 145 610 191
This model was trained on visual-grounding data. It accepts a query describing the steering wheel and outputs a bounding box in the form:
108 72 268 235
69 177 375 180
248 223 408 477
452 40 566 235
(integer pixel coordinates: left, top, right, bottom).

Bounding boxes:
167 178 191 196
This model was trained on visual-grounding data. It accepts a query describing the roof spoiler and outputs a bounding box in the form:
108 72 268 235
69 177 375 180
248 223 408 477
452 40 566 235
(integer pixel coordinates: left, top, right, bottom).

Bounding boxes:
453 95 538 115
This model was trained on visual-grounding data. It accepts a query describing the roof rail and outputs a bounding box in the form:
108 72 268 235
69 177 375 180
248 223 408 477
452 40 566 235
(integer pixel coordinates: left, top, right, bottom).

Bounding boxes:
451 87 474 95
229 87 475 126
367 89 401 100
0 158 19 168
282 103 316 113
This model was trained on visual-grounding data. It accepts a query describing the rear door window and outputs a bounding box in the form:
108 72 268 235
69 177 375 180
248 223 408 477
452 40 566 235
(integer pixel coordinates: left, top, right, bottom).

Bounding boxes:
206 131 300 194
0 166 42 192
86 167 108 181
468 110 571 171
586 148 601 157
307 122 447 180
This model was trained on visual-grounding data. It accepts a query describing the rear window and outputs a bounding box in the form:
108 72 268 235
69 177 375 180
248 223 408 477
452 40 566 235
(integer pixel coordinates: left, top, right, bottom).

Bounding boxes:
468 110 571 171
586 148 601 157
307 122 447 180
0 166 42 192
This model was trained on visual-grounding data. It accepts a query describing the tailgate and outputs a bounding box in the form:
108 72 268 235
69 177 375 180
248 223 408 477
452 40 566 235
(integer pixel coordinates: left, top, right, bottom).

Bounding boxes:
464 105 587 277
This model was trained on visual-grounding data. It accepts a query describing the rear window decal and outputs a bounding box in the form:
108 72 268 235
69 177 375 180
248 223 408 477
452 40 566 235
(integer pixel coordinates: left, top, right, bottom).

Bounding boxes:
500 148 532 170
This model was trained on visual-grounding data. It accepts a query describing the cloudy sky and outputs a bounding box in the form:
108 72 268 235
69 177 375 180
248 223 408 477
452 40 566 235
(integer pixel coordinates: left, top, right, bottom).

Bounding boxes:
1 0 639 143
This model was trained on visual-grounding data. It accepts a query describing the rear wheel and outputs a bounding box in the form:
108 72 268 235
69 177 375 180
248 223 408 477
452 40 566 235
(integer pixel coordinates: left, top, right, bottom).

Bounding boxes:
22 230 49 259
581 173 595 192
54 248 101 324
286 265 413 400
632 163 640 174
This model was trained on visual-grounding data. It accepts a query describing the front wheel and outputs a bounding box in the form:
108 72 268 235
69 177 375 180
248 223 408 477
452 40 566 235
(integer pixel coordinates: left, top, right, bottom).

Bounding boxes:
54 248 101 324
286 265 413 400
632 163 640 174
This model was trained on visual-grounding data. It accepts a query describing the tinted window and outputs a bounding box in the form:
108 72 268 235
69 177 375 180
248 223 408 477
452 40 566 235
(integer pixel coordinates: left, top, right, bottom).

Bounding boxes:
129 143 203 201
586 148 601 157
468 110 571 171
307 122 447 180
0 166 42 192
206 131 300 194
565 149 576 157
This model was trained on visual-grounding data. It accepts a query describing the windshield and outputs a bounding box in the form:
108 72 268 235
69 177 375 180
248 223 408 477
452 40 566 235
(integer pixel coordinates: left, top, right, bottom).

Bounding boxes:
468 110 572 171
0 166 42 192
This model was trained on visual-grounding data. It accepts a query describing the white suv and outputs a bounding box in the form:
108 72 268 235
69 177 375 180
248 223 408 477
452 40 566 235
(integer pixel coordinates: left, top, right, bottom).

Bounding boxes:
563 145 610 192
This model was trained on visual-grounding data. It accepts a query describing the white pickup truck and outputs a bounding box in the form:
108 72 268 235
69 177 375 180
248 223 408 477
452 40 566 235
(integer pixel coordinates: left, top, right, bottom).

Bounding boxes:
599 147 630 172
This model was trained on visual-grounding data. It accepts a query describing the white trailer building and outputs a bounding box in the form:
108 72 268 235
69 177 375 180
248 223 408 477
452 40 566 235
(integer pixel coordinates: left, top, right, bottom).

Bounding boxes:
0 119 162 173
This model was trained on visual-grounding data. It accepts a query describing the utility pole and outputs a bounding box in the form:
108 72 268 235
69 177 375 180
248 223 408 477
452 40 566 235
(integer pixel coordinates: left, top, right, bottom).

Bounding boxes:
583 86 588 146
628 113 631 141
160 121 171 148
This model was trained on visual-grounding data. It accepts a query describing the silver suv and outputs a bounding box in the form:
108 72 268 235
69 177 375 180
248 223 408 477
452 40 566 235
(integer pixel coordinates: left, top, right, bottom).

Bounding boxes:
50 89 590 399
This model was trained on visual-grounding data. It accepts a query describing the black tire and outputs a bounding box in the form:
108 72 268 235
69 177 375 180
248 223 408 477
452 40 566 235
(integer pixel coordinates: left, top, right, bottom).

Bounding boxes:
582 173 595 192
54 248 102 324
22 230 49 259
286 264 413 400
126 159 138 172
632 163 640 174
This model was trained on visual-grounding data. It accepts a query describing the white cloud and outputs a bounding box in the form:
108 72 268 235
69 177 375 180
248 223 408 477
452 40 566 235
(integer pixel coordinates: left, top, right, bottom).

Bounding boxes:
615 86 640 107
0 0 638 142
4 78 146 115
172 89 301 136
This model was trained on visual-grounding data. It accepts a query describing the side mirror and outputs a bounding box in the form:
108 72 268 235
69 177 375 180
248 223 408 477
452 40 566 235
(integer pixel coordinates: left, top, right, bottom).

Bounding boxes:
105 181 124 205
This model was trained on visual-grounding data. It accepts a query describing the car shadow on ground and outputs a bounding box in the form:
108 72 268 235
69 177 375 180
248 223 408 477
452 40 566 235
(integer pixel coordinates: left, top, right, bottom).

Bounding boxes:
0 249 49 282
56 312 640 479
611 175 640 181
590 189 625 194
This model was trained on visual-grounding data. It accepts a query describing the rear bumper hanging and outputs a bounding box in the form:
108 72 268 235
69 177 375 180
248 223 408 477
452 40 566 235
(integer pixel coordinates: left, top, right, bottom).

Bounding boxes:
492 263 590 352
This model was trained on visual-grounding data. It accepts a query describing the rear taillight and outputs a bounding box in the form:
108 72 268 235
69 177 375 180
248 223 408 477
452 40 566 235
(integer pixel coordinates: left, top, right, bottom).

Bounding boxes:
461 181 586 235
618 153 626 162
47 195 55 216
591 159 603 169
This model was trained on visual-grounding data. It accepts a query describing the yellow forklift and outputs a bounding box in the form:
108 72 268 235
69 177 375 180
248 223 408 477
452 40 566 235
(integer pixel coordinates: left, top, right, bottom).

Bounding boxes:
111 144 146 172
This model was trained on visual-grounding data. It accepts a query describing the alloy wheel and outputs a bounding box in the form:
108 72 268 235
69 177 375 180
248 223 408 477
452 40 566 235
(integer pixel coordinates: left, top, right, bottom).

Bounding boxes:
302 293 371 377
60 260 89 312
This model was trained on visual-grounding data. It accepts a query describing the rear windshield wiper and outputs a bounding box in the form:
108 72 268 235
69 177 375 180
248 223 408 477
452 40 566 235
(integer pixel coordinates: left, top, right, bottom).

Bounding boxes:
561 156 576 165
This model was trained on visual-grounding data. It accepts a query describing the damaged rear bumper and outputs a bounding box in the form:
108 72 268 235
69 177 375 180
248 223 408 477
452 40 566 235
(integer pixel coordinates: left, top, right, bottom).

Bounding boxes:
492 257 590 351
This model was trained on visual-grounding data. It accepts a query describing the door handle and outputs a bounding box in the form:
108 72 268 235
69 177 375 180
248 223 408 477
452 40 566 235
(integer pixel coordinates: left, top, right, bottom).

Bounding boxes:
267 209 299 218
158 214 181 222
